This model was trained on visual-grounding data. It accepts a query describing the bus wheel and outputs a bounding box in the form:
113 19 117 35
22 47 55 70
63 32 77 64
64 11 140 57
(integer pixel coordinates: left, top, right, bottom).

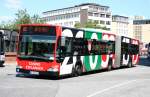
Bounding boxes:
128 61 132 68
72 65 82 77
107 64 112 71
107 60 112 71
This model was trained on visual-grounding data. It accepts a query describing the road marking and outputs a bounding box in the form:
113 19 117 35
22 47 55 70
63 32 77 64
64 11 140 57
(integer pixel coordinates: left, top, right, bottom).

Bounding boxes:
86 79 149 97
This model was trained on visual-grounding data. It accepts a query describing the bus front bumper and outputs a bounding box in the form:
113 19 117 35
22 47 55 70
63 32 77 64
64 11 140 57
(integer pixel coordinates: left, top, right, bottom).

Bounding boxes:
16 68 59 77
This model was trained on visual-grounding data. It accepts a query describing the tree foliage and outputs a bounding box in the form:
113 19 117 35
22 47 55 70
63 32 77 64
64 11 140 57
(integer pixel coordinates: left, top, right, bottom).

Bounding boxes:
74 22 81 28
74 21 110 30
15 9 31 24
0 9 45 30
32 14 45 24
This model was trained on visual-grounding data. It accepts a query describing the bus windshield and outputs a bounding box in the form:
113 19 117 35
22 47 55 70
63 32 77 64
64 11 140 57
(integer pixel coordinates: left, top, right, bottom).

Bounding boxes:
18 35 56 61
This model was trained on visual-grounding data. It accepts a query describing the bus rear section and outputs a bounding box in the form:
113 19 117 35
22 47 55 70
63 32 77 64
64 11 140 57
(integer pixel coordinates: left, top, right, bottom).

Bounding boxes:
115 36 139 68
131 39 139 65
16 24 61 77
0 30 5 67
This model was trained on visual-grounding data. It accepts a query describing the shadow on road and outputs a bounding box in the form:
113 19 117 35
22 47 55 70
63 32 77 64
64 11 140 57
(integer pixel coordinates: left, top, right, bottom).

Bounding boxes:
139 56 150 67
16 66 133 80
16 73 60 80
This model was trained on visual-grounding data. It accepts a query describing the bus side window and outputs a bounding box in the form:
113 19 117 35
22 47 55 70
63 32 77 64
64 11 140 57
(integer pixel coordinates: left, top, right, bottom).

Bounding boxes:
72 38 85 56
57 37 67 57
130 44 139 55
84 39 89 55
108 42 115 54
61 37 72 56
91 39 97 54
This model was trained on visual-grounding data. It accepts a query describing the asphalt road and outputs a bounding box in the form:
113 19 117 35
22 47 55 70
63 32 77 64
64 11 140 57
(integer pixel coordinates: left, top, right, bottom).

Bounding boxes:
0 57 150 97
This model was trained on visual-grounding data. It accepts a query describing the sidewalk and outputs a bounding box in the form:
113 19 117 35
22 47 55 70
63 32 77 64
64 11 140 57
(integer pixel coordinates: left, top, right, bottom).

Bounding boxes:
4 61 17 65
4 52 17 65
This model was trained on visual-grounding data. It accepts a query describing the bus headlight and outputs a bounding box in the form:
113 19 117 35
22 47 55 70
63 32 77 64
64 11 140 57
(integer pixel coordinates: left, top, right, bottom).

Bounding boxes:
48 68 58 72
16 65 23 72
16 65 23 69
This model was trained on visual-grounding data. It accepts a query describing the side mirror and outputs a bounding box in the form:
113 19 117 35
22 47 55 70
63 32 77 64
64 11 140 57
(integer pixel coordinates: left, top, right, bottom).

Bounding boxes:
58 46 66 55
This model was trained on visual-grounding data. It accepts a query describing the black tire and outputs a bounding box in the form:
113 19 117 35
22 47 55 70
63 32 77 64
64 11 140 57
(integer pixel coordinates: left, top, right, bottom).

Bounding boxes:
107 60 112 71
128 61 132 68
107 64 112 71
72 64 82 77
71 67 76 77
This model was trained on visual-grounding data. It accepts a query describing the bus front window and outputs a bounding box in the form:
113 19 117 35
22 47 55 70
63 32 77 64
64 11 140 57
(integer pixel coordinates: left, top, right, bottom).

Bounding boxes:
18 35 56 61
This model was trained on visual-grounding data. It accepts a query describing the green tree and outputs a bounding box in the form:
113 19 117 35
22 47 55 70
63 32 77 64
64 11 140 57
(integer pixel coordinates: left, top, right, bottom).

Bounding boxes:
31 14 45 24
74 21 110 31
74 22 81 28
0 21 15 30
14 9 31 29
0 9 45 30
84 21 97 28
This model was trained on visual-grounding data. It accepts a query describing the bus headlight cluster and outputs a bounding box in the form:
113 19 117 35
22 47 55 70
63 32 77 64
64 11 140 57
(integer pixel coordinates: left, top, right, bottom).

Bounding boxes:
16 65 23 72
48 68 58 72
16 65 23 69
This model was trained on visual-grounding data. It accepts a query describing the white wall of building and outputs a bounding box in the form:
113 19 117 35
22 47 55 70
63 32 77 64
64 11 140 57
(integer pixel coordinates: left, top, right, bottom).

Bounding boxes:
46 17 80 27
42 3 112 29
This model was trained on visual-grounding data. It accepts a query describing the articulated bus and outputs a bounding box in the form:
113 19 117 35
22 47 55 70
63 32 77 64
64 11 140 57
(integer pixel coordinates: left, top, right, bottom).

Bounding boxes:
16 24 139 77
0 30 5 67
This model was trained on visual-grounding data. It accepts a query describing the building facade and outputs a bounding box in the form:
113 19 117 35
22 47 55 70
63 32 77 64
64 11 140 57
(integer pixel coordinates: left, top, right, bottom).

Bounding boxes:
133 19 150 43
42 3 111 30
111 15 129 37
134 16 144 20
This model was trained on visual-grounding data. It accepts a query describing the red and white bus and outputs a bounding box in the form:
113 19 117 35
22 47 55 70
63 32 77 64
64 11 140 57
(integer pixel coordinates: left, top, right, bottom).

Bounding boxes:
16 24 139 77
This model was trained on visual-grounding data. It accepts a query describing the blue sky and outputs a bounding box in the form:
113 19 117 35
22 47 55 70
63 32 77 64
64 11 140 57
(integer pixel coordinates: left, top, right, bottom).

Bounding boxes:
0 0 150 23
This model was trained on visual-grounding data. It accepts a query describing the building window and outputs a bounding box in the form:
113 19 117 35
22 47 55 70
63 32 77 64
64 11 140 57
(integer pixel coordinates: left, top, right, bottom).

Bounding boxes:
106 15 110 18
66 15 70 19
75 21 78 23
88 12 93 16
100 21 105 24
74 13 79 17
100 14 105 18
94 20 99 24
106 21 111 25
88 19 92 22
94 13 99 17
101 7 105 11
71 14 74 18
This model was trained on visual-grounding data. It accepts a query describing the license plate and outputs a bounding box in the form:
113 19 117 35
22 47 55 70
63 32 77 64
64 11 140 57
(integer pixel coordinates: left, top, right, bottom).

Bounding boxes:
30 71 39 75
